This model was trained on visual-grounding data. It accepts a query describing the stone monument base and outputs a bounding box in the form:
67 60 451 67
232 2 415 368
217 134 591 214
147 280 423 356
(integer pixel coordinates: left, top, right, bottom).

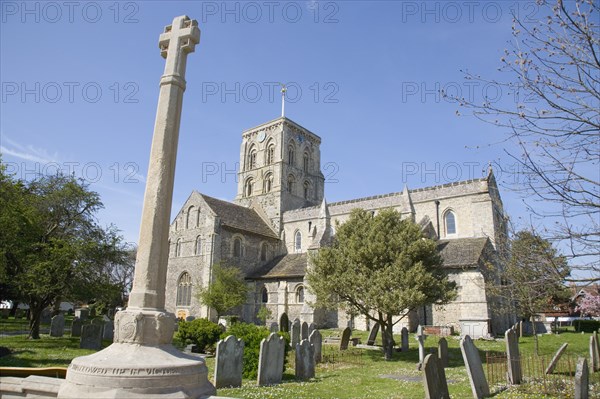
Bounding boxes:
58 343 215 398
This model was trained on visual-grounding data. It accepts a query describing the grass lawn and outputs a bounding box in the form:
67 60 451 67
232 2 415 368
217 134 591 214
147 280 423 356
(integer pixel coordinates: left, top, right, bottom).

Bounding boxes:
1 328 598 398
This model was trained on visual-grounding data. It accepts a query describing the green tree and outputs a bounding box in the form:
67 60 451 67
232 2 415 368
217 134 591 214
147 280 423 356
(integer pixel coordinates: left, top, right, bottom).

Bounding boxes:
504 230 570 354
307 208 457 360
0 166 130 339
196 263 249 318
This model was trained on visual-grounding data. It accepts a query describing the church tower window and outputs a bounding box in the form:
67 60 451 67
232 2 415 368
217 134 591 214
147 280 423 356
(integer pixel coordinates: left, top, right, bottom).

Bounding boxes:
303 181 310 200
186 205 195 229
245 178 254 197
264 173 273 193
296 286 304 303
294 230 302 253
233 237 242 258
176 272 192 306
287 175 295 194
445 210 457 235
303 152 309 172
266 143 275 165
261 287 268 303
247 146 257 170
288 145 295 166
175 238 182 257
260 242 268 261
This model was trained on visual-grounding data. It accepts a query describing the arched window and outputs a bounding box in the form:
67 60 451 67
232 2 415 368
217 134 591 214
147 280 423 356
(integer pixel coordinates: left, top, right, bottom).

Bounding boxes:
176 272 192 306
247 146 257 170
245 178 254 197
296 286 304 303
260 242 268 261
175 238 182 257
288 145 295 166
186 206 195 229
233 237 242 258
266 142 275 164
195 236 202 255
196 208 201 227
303 152 309 172
287 174 295 194
294 230 302 253
303 181 310 200
445 210 457 235
264 173 273 193
261 286 268 303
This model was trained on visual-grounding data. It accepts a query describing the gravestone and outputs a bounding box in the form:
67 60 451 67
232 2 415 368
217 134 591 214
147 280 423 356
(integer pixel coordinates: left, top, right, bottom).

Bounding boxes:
505 328 522 384
279 312 289 333
422 353 450 399
291 318 301 348
590 335 599 372
295 339 315 380
270 322 279 333
519 321 524 337
309 329 322 363
340 327 352 350
103 319 114 341
546 343 569 375
438 337 448 368
50 314 65 337
401 327 409 351
575 357 589 399
257 333 285 386
367 323 379 346
416 326 427 365
308 322 316 335
71 317 82 337
80 324 103 350
74 308 88 321
301 321 309 340
460 335 490 399
214 335 244 388
40 309 52 324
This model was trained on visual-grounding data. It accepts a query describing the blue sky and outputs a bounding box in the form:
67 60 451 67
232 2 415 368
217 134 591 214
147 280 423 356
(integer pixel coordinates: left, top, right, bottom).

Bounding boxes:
1 1 554 245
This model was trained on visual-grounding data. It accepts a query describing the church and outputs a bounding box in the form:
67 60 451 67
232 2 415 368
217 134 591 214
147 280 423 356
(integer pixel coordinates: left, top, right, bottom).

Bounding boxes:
165 116 514 338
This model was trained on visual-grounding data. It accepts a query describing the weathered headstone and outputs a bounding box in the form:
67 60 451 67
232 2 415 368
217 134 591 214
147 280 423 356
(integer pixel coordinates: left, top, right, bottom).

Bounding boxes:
308 322 316 335
279 312 289 333
50 314 65 337
71 317 82 337
301 321 309 340
367 323 379 346
80 324 103 350
291 318 301 348
214 335 244 389
40 309 52 324
438 337 448 368
460 335 490 399
74 308 88 321
590 335 599 372
575 357 589 399
270 322 279 333
422 353 450 399
257 333 285 386
295 339 315 380
545 343 569 375
103 320 114 342
401 327 409 351
309 329 322 363
505 328 522 384
340 327 352 350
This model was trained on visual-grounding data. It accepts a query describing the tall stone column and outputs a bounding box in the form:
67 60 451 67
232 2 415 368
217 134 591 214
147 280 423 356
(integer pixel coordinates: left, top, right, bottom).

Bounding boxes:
58 16 216 398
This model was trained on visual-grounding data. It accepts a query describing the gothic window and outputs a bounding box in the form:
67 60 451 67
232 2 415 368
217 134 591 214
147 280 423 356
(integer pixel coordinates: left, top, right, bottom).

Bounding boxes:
266 142 275 165
195 236 202 255
303 152 309 172
196 208 201 227
294 230 302 253
245 178 254 197
186 205 195 229
445 210 457 235
264 173 273 193
248 146 257 170
303 181 310 200
261 286 268 303
296 285 304 303
233 237 242 258
260 242 268 261
176 272 192 306
288 145 295 166
175 238 182 257
287 174 295 194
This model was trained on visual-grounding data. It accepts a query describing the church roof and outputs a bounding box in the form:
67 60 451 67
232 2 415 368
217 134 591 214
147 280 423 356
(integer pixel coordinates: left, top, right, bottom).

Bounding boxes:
247 253 308 279
200 194 278 239
437 237 491 268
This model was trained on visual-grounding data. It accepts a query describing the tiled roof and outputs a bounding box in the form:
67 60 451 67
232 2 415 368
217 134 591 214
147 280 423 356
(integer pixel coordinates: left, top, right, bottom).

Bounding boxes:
437 237 490 268
248 253 308 279
200 194 278 239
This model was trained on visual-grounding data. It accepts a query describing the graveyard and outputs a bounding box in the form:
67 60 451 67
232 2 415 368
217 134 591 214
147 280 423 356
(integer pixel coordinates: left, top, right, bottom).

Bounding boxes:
1 315 599 398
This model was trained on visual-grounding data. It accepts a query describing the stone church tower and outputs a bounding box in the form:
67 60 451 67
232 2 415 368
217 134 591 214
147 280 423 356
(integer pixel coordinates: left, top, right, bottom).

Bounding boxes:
234 117 325 234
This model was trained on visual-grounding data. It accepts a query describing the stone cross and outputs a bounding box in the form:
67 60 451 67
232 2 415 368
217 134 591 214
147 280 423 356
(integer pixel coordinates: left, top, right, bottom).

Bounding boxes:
416 325 427 365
